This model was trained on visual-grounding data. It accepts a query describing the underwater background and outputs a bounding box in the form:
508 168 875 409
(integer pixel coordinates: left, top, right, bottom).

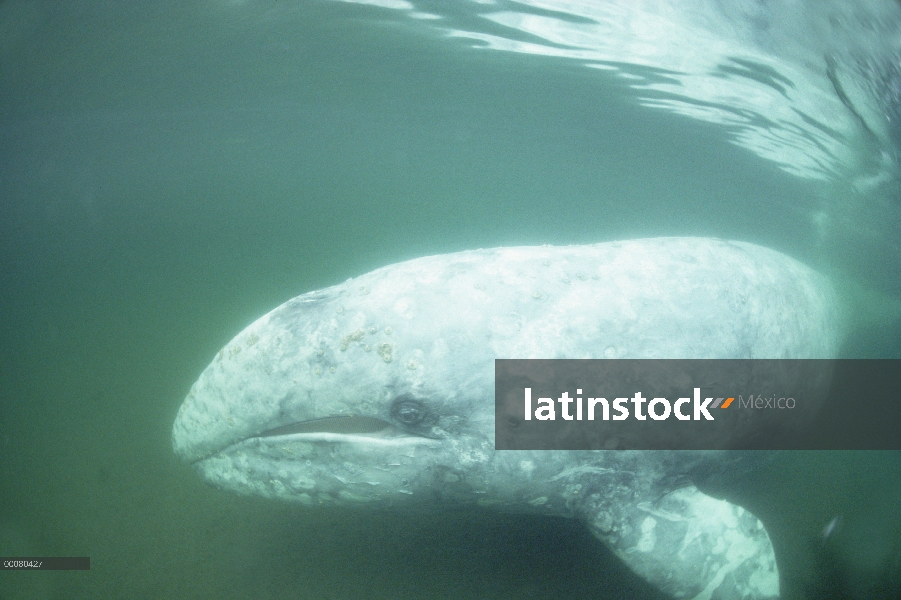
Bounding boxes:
1 0 900 598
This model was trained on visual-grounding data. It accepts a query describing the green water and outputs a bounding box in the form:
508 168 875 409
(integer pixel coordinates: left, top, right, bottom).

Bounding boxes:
1 1 900 599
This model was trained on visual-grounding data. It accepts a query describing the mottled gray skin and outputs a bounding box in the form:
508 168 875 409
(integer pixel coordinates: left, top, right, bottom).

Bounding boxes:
173 237 843 600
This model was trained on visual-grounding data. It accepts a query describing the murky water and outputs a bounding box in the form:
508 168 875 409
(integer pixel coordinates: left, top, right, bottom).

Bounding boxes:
1 1 899 598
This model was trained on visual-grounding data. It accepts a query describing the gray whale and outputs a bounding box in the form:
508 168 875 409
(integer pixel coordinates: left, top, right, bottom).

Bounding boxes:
172 237 843 599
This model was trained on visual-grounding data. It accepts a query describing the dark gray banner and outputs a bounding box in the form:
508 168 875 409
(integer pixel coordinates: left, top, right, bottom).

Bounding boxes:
495 359 901 450
1 557 90 570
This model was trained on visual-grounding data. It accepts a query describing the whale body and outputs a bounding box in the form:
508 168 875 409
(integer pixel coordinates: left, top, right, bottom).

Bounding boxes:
172 237 843 600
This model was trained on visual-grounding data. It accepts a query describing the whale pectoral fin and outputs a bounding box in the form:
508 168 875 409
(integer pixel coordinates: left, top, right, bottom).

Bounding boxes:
583 485 779 600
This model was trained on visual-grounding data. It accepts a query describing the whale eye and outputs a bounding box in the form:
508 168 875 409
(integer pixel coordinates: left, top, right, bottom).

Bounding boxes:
392 398 426 426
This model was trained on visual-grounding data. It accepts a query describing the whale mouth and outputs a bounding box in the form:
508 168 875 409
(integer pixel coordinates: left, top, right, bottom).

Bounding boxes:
237 415 440 448
255 415 392 438
184 416 435 465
